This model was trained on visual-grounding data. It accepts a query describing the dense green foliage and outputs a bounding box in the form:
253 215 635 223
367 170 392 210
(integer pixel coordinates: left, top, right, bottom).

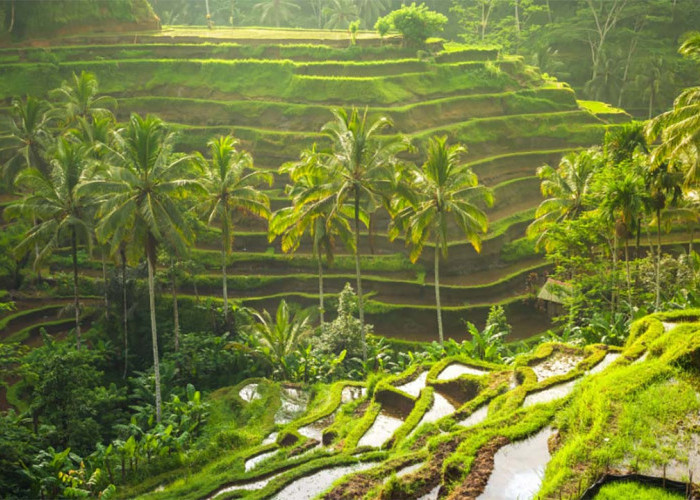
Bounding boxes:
0 9 698 499
0 0 157 39
375 3 447 46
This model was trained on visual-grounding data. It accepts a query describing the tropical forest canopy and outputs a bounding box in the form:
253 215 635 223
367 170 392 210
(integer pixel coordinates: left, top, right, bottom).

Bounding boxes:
0 0 699 499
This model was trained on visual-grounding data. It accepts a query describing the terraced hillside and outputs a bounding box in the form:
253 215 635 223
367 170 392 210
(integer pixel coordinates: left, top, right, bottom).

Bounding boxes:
0 28 632 343
121 309 700 499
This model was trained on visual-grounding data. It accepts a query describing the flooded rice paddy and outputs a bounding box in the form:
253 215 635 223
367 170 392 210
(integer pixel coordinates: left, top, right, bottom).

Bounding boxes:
477 427 555 500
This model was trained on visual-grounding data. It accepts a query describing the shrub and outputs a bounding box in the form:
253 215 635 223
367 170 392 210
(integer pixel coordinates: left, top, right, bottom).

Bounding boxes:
375 3 447 47
313 283 367 360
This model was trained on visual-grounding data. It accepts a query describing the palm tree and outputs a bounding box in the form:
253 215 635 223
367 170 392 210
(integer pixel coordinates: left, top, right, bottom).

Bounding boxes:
49 71 116 128
605 121 647 166
324 0 359 30
644 160 683 310
527 148 601 251
198 135 271 324
72 114 117 319
252 0 300 27
91 114 198 422
354 0 388 27
246 299 313 380
7 138 94 349
1 96 52 183
321 107 409 360
602 172 647 306
646 35 700 187
390 136 491 344
2 96 53 281
270 146 353 324
605 121 649 260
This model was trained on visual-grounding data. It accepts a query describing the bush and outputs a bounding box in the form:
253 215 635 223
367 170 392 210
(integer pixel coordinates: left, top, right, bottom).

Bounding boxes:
375 3 447 47
313 283 367 360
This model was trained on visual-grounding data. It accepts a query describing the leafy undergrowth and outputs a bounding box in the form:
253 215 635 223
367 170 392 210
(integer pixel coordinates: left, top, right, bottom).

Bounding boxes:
130 310 700 499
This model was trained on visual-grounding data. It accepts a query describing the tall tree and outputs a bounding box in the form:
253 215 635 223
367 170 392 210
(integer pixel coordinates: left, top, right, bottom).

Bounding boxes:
1 96 53 281
49 71 115 129
321 107 408 361
602 171 647 306
390 136 491 344
1 96 52 183
354 0 388 28
324 0 358 30
198 135 270 324
8 139 94 349
582 0 629 83
270 146 353 324
252 0 300 26
527 148 601 251
646 34 700 186
644 160 683 310
92 114 198 422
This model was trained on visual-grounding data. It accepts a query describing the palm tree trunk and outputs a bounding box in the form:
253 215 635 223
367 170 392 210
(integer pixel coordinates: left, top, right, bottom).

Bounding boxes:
121 249 128 379
170 258 180 352
33 215 41 283
690 222 695 256
434 244 444 345
611 233 618 314
146 241 162 423
354 187 367 362
8 0 14 32
656 208 662 310
101 249 109 320
71 228 81 350
624 239 632 307
193 267 200 303
222 213 229 323
317 245 325 325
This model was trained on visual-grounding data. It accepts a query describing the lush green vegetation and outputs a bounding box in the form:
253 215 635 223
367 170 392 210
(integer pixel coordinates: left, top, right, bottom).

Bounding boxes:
0 5 699 499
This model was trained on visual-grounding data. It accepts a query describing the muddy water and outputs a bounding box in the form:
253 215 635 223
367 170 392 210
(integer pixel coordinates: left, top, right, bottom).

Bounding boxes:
210 470 283 498
437 363 488 380
634 351 649 364
531 352 583 381
411 393 456 436
477 427 555 500
522 378 579 408
341 386 366 403
275 387 308 424
589 352 621 375
262 431 278 445
417 485 441 500
298 413 335 442
383 462 425 484
510 372 520 390
395 371 428 397
458 404 489 428
662 321 679 332
358 412 405 448
269 461 378 500
239 383 260 402
245 450 278 472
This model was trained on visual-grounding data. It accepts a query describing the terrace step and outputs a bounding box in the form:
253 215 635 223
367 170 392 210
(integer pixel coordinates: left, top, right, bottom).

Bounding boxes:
114 87 578 133
0 41 497 64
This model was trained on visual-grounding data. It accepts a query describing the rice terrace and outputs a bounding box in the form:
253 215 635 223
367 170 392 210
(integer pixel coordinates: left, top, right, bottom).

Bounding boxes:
0 1 699 499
